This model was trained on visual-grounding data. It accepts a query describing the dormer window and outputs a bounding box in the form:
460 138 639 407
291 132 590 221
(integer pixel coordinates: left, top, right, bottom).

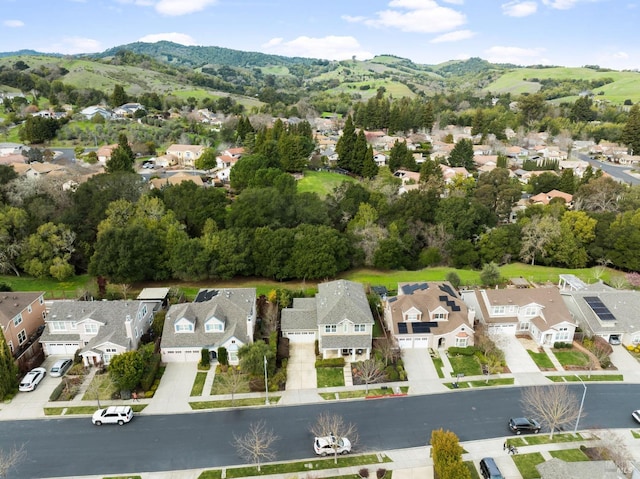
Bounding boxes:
85 323 98 334
175 323 194 332
523 306 537 317
492 306 506 315
205 316 225 333
404 307 422 322
433 312 447 320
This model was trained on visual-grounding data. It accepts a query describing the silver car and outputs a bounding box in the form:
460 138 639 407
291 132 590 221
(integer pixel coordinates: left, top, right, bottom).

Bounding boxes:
50 359 73 378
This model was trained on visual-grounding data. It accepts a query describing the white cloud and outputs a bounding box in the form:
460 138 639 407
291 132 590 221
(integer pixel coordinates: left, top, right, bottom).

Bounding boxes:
541 0 576 8
613 51 629 59
502 1 538 17
485 45 548 65
38 37 102 55
430 29 475 43
3 20 24 27
115 0 217 15
442 0 465 4
261 35 373 61
138 32 197 45
350 0 466 34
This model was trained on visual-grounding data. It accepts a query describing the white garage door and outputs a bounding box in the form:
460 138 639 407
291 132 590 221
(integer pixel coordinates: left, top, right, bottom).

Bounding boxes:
488 324 517 334
412 338 430 348
45 343 79 355
398 338 413 349
162 349 201 362
284 331 316 343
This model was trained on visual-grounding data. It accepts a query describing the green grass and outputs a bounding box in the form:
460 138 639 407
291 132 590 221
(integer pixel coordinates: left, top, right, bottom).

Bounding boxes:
320 387 408 400
464 460 481 479
190 371 207 396
189 397 279 409
297 170 356 198
82 374 118 401
527 350 555 369
317 367 345 388
632 430 640 439
444 378 515 389
552 350 590 367
43 407 65 415
0 274 91 299
448 355 482 376
547 374 624 382
58 406 99 414
509 432 586 447
222 453 390 478
210 369 251 395
512 452 545 479
197 471 223 479
548 448 590 461
432 357 445 378
104 476 142 479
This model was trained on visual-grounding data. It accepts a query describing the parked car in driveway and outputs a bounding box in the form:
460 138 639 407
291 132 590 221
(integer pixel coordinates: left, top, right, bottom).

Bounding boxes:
19 367 46 391
313 435 351 456
508 417 541 434
50 359 73 377
92 406 134 426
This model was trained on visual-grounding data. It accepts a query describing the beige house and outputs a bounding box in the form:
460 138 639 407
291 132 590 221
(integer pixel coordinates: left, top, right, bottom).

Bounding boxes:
165 144 205 168
0 292 46 371
461 287 576 346
384 282 474 349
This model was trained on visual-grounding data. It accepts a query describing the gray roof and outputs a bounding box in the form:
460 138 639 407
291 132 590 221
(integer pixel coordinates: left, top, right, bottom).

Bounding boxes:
322 334 372 349
561 287 640 336
40 300 155 351
536 458 622 479
316 280 374 326
160 288 255 350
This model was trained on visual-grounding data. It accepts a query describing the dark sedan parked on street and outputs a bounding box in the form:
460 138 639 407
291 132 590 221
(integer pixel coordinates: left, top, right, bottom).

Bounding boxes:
508 417 541 434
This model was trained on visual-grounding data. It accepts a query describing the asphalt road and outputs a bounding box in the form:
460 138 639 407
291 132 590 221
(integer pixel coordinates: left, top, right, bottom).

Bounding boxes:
2 384 640 478
577 153 640 185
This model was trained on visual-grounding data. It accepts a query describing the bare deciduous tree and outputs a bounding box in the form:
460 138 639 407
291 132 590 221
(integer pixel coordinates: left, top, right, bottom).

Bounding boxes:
595 429 632 474
216 366 249 406
374 338 400 367
520 215 561 266
309 412 359 464
355 358 386 393
0 444 26 478
232 420 279 472
120 283 131 300
521 384 581 439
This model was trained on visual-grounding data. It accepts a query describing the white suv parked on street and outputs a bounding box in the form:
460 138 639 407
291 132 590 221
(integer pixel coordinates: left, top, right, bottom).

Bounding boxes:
92 406 134 426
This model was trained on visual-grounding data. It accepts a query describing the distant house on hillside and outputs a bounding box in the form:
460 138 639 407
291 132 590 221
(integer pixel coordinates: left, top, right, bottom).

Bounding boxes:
165 144 205 168
80 106 114 121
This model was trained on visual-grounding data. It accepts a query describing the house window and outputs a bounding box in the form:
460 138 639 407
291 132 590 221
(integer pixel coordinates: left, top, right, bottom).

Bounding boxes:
13 314 22 327
85 323 98 334
17 329 27 344
205 323 223 332
492 306 506 315
556 327 570 341
354 324 366 332
51 322 66 331
519 322 530 331
39 297 44 305
42 311 46 320
103 348 117 364
135 327 139 338
406 312 419 322
27 305 32 313
433 312 447 320
325 325 337 333
8 341 13 353
633 335 640 345
175 323 194 332
343 322 349 333
455 336 468 347
523 306 537 316
229 351 238 362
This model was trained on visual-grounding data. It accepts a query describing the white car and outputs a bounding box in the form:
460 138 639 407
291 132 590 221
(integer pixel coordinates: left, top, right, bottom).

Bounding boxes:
92 406 134 426
50 359 73 378
314 435 351 456
19 367 46 392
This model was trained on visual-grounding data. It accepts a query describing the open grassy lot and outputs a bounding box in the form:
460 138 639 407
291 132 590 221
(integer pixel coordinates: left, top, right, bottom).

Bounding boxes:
317 367 345 388
527 350 555 369
297 170 356 198
512 452 545 479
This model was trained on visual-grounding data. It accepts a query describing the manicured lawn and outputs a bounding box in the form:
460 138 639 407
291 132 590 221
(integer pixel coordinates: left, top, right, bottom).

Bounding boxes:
549 448 590 461
448 355 482 376
432 357 445 378
190 371 207 396
320 387 408 400
0 274 91 299
547 374 623 382
45 404 148 415
444 378 515 389
512 452 545 479
527 350 555 369
464 460 481 479
317 367 345 388
44 407 65 415
210 369 251 395
552 350 590 367
82 373 118 401
509 432 587 447
189 397 279 409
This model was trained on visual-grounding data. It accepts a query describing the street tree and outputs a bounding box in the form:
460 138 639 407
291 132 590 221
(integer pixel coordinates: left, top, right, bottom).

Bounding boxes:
0 444 26 478
216 366 249 406
232 420 279 472
520 384 581 439
309 412 359 464
354 358 386 393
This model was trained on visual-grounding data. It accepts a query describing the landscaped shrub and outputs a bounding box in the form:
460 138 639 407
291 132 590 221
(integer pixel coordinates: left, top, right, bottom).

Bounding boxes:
376 468 387 479
199 348 210 368
217 346 228 366
448 346 477 356
67 363 85 376
385 366 399 381
249 376 266 392
49 381 65 401
315 357 345 368
553 342 572 349
140 353 161 391
359 468 369 478
277 336 290 361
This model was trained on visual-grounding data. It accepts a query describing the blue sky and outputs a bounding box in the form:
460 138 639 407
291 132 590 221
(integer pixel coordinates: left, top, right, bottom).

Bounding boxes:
1 0 639 70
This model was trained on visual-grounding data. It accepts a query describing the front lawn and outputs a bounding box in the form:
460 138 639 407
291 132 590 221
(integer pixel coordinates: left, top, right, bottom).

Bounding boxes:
432 357 445 378
210 368 251 395
547 374 623 382
508 432 587 447
320 387 408 400
317 367 345 388
190 371 207 396
464 460 481 479
448 354 482 376
527 350 555 369
189 397 279 409
553 350 590 367
549 448 590 461
444 378 515 389
82 373 118 401
512 452 545 479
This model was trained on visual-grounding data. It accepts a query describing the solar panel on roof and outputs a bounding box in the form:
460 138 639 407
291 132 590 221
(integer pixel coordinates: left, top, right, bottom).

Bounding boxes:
451 305 461 312
411 322 438 333
439 283 457 297
388 297 397 303
584 296 616 321
398 323 408 334
439 295 448 302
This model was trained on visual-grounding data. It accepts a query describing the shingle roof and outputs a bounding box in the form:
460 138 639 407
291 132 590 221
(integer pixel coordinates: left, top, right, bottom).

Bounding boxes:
0 292 44 329
316 280 374 326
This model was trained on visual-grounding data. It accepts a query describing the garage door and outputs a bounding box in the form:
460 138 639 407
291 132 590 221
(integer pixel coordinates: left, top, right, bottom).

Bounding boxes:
45 343 79 355
162 349 201 362
284 331 316 343
488 324 517 334
412 338 429 348
398 338 413 349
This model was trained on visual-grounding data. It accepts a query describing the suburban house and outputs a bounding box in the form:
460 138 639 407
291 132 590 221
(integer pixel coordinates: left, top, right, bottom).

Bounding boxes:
40 300 157 366
560 283 640 346
165 144 205 168
0 292 46 371
461 287 576 346
160 288 256 364
149 172 204 189
113 103 145 117
97 144 118 164
383 282 474 349
80 106 113 121
281 280 374 361
530 189 573 207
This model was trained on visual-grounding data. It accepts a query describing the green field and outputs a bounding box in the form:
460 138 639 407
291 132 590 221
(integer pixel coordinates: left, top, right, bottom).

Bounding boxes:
297 170 356 197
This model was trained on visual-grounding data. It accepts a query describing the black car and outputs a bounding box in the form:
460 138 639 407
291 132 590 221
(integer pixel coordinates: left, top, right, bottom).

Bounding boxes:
508 417 540 434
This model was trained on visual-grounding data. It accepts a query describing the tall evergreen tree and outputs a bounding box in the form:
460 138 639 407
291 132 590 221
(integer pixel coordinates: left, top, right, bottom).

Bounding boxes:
106 133 135 173
622 104 640 155
448 139 475 170
335 115 356 171
110 84 127 107
361 145 378 179
0 333 19 400
352 130 368 175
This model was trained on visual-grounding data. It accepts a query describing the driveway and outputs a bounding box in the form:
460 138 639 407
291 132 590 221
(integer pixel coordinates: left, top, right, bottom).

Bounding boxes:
610 345 640 380
143 362 195 414
500 336 551 386
401 348 448 394
285 343 317 390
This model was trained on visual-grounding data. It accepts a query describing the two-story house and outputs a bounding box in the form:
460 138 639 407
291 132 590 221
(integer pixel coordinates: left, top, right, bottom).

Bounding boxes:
0 292 46 370
384 282 474 349
281 280 374 361
160 288 256 364
40 300 157 366
461 287 576 346
165 144 205 168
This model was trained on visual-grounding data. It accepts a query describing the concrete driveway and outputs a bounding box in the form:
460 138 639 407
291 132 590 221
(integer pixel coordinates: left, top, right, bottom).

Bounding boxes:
401 348 448 394
286 343 317 390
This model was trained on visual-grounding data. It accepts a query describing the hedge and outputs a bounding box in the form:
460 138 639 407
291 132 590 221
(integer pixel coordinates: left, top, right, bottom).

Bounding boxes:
50 381 65 401
448 346 478 356
140 353 161 391
315 358 345 368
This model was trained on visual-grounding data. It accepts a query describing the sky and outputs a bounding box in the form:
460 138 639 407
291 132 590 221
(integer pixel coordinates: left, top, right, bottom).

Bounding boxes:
1 0 639 70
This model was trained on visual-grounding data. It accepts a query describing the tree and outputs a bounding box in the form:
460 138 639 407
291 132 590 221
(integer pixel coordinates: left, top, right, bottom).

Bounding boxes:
431 429 470 479
108 350 145 392
0 332 19 401
519 215 561 265
335 115 356 171
520 384 581 439
361 145 378 179
216 366 249 406
19 116 60 144
374 337 400 367
194 147 218 170
622 103 640 155
0 444 26 478
448 139 474 170
105 133 135 173
479 262 501 287
110 84 127 107
232 420 279 472
20 222 75 280
354 358 386 393
445 271 461 289
309 412 359 464
238 340 274 377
